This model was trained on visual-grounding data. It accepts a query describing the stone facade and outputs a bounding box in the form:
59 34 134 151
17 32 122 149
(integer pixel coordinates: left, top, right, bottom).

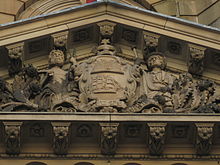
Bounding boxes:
0 0 220 165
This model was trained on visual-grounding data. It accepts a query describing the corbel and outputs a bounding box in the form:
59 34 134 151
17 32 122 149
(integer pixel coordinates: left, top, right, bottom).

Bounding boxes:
188 44 206 76
143 31 160 54
97 21 116 41
6 42 24 77
51 122 71 155
195 123 214 155
51 31 69 58
147 123 167 155
3 122 23 155
100 122 119 155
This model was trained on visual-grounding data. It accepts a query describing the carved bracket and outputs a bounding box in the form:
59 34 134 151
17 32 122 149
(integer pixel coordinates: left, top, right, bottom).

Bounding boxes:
51 122 71 155
97 21 116 40
100 122 119 155
147 123 167 155
143 31 160 55
188 44 206 76
6 42 24 77
195 123 214 155
51 31 69 58
3 122 22 155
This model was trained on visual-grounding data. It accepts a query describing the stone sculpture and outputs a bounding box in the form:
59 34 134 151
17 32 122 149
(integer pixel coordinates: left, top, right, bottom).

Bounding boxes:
0 39 219 113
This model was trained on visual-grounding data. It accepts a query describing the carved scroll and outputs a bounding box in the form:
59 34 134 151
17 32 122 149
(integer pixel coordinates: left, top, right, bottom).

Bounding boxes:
52 122 71 155
188 44 206 76
6 42 24 77
3 122 22 155
143 31 160 55
195 123 214 155
100 123 119 155
147 123 167 155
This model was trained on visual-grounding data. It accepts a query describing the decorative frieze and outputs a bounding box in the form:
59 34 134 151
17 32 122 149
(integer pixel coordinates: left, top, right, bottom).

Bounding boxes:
6 42 24 77
188 44 206 76
100 123 119 155
3 122 22 155
147 123 167 155
52 122 71 155
195 123 214 155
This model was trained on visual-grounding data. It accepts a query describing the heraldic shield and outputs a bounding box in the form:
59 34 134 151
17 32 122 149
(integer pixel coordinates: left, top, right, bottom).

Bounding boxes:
77 39 138 113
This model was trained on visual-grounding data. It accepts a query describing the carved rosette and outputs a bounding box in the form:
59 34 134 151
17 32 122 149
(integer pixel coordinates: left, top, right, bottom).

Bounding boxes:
6 42 24 77
3 122 22 155
97 21 116 39
143 31 160 54
195 123 214 155
100 123 119 155
188 44 206 76
147 123 167 155
52 122 71 155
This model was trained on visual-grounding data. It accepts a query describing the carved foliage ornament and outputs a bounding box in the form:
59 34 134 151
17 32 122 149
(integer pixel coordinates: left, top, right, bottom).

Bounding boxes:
100 123 119 155
188 44 206 76
6 42 24 77
3 122 22 155
147 123 167 155
97 21 116 37
52 122 71 155
143 31 160 54
195 123 214 155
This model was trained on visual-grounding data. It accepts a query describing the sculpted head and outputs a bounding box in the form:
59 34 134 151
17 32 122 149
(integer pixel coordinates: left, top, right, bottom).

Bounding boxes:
146 52 166 71
48 50 64 67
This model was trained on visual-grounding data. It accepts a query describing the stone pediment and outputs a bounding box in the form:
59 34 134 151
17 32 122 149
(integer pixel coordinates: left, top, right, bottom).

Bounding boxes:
0 0 220 114
1 1 220 161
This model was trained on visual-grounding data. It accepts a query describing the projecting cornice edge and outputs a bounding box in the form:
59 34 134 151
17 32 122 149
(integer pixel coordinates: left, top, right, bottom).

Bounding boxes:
0 0 219 50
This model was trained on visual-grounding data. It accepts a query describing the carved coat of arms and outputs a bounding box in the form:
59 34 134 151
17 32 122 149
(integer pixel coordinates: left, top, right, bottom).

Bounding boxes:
76 39 137 112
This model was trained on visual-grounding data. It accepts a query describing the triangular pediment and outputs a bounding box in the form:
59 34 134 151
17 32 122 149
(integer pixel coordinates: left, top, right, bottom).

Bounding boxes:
1 1 220 160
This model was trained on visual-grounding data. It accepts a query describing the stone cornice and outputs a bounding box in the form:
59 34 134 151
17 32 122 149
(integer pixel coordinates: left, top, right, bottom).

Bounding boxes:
0 0 219 50
0 113 220 122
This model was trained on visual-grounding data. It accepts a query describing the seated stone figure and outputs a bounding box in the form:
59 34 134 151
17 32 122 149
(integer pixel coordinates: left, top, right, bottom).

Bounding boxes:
142 52 176 112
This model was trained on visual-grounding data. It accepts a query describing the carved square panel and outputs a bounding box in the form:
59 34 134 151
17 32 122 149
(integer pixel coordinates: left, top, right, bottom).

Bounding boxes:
124 124 142 138
72 27 93 43
167 41 182 55
122 28 137 43
172 125 189 138
76 124 93 137
158 36 187 61
26 37 50 60
30 123 45 137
